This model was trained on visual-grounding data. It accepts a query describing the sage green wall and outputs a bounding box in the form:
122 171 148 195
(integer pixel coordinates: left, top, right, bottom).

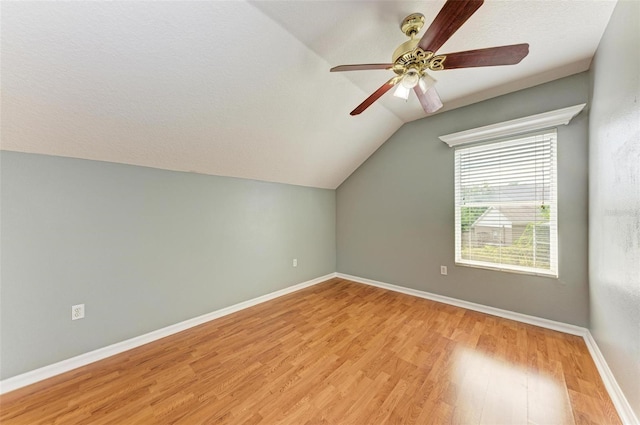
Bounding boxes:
337 72 590 326
589 0 640 418
0 152 336 379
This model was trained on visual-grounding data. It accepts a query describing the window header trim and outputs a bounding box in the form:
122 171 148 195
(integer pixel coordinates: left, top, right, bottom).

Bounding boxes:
439 103 585 148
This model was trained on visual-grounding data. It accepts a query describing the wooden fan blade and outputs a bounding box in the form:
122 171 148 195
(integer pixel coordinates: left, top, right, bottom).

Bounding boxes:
441 44 529 69
414 86 443 114
418 0 484 53
350 78 397 116
331 63 394 72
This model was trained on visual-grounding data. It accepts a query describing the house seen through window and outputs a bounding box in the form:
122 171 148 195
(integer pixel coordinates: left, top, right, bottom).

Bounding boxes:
454 130 558 277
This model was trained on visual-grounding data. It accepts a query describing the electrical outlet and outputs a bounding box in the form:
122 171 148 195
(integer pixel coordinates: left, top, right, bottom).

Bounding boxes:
293 258 298 267
440 266 447 275
72 304 85 320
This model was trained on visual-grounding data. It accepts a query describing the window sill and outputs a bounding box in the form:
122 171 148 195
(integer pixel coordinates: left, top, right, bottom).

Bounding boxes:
455 260 559 279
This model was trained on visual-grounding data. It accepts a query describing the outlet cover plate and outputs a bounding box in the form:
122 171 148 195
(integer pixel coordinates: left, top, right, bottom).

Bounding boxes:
72 304 85 320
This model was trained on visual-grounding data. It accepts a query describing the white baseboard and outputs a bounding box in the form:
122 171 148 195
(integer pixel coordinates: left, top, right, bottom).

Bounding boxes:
337 273 587 335
0 273 336 395
583 332 639 425
337 272 638 425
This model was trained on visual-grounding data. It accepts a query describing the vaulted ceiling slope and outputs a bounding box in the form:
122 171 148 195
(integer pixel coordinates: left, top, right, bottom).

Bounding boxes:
0 1 616 189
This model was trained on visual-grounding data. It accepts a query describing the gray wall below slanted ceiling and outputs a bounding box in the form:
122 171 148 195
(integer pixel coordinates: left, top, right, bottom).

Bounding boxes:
589 0 640 418
337 72 590 327
0 152 336 379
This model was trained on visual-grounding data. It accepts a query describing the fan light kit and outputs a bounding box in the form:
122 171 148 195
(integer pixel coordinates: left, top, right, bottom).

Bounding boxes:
330 0 529 116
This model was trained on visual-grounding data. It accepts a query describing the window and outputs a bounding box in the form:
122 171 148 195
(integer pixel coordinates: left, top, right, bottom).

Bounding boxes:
454 130 558 277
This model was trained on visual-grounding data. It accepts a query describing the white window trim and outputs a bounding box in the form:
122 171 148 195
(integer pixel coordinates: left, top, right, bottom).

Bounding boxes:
439 104 585 147
443 106 586 278
453 130 559 278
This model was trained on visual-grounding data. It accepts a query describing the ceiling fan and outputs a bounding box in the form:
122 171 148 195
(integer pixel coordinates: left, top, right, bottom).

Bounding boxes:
330 0 529 116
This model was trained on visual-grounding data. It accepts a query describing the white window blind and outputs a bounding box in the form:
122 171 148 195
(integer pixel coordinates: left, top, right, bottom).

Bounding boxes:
454 130 558 277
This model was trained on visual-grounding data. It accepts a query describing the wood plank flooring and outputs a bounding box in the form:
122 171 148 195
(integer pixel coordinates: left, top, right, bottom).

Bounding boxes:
0 278 621 424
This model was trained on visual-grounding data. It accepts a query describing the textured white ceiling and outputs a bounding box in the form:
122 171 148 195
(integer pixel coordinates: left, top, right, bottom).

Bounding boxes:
1 1 617 189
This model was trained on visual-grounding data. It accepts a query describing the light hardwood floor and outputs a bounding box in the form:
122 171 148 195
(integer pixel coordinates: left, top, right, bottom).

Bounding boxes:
0 278 621 424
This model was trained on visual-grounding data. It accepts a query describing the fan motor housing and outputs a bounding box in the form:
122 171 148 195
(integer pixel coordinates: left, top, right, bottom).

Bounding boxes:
392 40 446 75
392 14 447 74
392 39 420 63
